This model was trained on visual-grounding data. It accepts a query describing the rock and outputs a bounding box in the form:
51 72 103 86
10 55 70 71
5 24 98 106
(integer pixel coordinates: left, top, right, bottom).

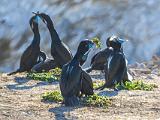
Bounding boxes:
151 68 159 75
139 63 147 69
146 75 154 80
132 62 147 69
152 55 160 62
131 68 151 74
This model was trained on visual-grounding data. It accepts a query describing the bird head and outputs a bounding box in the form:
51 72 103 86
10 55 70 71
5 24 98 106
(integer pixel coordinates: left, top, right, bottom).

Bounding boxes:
77 39 94 61
107 35 128 50
29 15 39 30
35 12 54 28
32 11 41 23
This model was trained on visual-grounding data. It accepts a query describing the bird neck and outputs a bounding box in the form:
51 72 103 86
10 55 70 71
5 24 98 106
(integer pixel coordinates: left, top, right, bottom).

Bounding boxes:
50 28 61 44
72 51 84 65
32 24 40 45
113 48 123 53
46 20 61 44
70 57 79 66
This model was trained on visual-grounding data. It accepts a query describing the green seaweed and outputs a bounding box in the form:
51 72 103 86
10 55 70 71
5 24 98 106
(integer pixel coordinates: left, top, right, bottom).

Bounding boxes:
91 37 102 48
27 67 61 82
93 81 105 89
42 91 111 107
81 94 111 107
116 81 158 91
42 91 63 102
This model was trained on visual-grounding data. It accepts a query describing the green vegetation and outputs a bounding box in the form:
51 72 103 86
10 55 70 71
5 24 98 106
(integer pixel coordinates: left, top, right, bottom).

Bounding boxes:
42 91 111 107
116 81 158 91
93 80 105 89
91 37 102 48
41 80 157 107
81 94 111 107
42 91 63 102
27 67 61 82
93 80 158 91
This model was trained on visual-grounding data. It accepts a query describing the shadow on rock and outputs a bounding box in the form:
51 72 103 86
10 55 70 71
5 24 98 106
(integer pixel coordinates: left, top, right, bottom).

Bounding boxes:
97 90 118 97
49 106 81 120
14 77 30 84
6 76 59 90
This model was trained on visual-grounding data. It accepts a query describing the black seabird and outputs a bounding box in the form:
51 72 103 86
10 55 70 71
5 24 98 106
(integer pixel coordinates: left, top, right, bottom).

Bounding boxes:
97 36 132 90
8 15 46 75
60 40 94 106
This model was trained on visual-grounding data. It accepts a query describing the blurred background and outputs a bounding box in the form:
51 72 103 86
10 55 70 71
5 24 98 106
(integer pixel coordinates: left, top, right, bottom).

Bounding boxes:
0 0 160 72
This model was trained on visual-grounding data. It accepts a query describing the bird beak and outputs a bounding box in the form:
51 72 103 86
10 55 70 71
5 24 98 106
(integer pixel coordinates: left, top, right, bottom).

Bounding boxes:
89 42 94 48
117 38 128 44
32 11 39 14
86 42 94 55
32 12 40 23
32 11 47 24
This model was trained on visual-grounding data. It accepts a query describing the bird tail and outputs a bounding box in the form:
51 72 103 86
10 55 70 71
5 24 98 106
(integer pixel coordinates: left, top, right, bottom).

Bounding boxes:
64 96 79 107
81 71 94 96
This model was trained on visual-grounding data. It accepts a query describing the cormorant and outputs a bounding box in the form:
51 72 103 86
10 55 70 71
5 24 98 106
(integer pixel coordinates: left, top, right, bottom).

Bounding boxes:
8 15 46 75
96 36 132 90
60 40 94 106
37 13 73 68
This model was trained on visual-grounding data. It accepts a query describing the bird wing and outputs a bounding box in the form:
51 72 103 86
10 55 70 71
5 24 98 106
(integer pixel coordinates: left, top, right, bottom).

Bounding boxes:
60 64 81 96
81 70 94 95
107 53 124 82
91 48 112 65
62 42 73 57
54 42 73 65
